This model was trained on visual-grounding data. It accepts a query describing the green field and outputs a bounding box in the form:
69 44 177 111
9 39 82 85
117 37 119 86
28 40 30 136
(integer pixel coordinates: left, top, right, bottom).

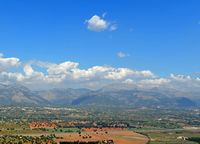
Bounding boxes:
41 127 80 133
140 130 200 144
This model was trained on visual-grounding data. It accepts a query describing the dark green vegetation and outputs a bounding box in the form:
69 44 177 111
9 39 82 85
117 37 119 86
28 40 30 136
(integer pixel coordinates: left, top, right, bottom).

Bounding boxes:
43 128 80 133
187 137 200 144
0 134 56 144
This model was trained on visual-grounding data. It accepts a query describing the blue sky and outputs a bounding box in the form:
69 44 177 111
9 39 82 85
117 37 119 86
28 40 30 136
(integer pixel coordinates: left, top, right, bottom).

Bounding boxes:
0 0 200 78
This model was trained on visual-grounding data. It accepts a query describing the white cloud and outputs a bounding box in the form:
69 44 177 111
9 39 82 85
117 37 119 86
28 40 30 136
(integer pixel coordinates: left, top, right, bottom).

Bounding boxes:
47 61 79 75
139 78 170 87
0 55 20 68
167 74 200 92
85 14 117 32
24 65 34 76
170 74 192 81
72 66 111 80
117 51 129 58
1 72 24 81
86 15 109 32
105 68 154 80
123 79 134 84
0 53 156 89
1 53 200 91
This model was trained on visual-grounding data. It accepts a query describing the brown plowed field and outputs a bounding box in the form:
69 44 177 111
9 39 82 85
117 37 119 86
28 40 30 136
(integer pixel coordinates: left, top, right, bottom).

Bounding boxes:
55 128 149 144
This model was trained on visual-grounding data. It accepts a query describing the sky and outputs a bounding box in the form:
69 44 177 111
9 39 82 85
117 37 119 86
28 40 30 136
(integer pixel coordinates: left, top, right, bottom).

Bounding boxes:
0 0 200 90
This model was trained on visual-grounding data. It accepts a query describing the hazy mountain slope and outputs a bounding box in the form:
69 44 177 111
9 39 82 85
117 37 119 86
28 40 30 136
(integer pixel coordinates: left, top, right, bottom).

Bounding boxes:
71 89 197 107
36 88 91 105
0 83 48 105
0 82 198 107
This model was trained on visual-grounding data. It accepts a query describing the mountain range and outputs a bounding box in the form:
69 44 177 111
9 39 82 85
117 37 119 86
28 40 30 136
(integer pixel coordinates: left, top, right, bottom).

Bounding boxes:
0 82 199 108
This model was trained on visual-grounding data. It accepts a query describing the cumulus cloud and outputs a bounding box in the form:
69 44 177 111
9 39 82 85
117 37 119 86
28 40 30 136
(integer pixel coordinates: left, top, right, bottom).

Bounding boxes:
24 65 34 76
123 79 134 84
0 53 156 89
86 15 108 32
117 52 129 58
170 74 192 81
1 53 200 91
0 55 20 69
1 72 24 81
139 78 170 87
161 74 200 92
0 58 20 67
72 66 111 80
85 14 117 32
105 68 154 80
47 61 79 75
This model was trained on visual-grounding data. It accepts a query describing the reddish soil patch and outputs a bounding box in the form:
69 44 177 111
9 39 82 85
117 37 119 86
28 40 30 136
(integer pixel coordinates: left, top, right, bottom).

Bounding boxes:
29 121 57 129
55 128 148 144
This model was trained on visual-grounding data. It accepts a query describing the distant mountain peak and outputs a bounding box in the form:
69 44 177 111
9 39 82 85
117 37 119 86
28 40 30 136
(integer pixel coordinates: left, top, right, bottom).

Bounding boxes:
0 82 199 108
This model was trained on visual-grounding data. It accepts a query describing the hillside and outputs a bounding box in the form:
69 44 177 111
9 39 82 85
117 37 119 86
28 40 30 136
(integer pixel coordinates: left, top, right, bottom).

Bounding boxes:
0 82 198 108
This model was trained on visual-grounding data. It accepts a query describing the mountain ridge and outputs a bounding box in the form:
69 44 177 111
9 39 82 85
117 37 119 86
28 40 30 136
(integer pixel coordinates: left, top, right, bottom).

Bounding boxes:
0 82 199 108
